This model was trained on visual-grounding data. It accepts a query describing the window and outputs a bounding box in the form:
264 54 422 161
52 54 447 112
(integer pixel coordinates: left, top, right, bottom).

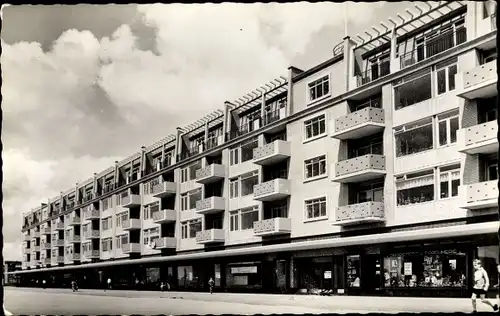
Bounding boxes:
304 155 327 179
229 211 239 231
304 115 326 140
438 111 459 146
229 178 239 199
395 118 433 157
436 59 457 95
116 215 121 227
102 197 112 210
180 190 201 211
439 165 460 199
308 75 330 102
188 219 202 238
181 167 189 183
115 193 122 206
356 182 384 203
241 207 259 230
396 169 435 206
394 69 432 110
229 148 239 166
305 197 327 220
181 194 188 211
101 238 112 252
189 161 202 180
241 171 259 196
241 138 258 163
102 217 112 231
181 222 188 239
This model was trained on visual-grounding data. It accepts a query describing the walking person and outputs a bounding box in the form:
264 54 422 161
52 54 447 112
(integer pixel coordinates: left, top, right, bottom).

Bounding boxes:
494 263 500 311
471 259 498 313
105 278 112 291
208 277 215 294
42 279 46 289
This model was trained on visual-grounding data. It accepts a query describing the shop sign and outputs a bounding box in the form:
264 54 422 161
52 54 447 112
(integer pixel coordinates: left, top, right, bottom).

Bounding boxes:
404 262 412 276
231 266 258 274
215 272 221 279
324 271 332 279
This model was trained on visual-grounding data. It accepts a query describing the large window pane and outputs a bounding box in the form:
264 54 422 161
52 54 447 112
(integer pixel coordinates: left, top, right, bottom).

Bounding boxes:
241 209 259 230
395 123 433 157
394 73 432 110
241 175 258 196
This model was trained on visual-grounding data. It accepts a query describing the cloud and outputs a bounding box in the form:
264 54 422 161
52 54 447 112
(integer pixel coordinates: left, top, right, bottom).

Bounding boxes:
2 2 408 261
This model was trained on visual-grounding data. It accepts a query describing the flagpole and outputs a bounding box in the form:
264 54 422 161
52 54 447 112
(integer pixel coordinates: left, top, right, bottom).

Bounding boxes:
344 1 348 38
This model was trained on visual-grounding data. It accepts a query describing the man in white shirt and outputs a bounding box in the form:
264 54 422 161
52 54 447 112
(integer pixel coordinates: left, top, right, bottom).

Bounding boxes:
471 259 498 313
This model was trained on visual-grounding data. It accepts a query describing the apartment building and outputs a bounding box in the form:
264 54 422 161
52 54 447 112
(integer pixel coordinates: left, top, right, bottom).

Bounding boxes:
15 1 498 297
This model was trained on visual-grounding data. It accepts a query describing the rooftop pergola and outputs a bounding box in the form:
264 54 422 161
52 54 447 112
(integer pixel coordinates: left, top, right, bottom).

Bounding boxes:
352 1 467 51
229 75 288 116
180 108 225 139
144 134 177 156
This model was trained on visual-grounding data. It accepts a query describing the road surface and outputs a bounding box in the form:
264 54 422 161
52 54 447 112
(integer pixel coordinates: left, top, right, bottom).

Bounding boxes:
5 287 499 314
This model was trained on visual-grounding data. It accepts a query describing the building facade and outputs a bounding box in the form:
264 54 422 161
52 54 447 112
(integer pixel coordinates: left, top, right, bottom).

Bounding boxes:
14 1 498 297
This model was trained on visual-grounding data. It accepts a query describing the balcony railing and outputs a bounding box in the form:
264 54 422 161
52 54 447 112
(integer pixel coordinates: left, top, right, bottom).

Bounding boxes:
253 218 292 236
253 179 291 202
196 229 225 244
66 253 81 261
399 28 467 69
460 180 498 210
195 164 225 184
121 192 141 208
333 201 385 226
262 107 286 126
68 215 81 226
83 249 100 258
152 209 176 224
253 140 291 166
82 192 94 203
52 239 64 247
68 235 81 243
459 60 498 100
458 120 498 155
52 256 64 264
152 181 176 198
356 60 390 86
42 226 51 234
227 119 261 141
332 154 386 183
122 218 141 231
122 243 141 253
84 208 100 220
196 196 226 215
332 107 385 140
154 237 177 249
42 257 51 265
41 242 51 250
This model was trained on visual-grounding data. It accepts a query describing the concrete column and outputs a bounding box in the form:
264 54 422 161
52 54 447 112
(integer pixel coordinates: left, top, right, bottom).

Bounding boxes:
260 93 266 124
114 161 119 187
161 143 166 166
343 36 352 92
140 146 147 176
175 127 183 161
389 28 399 74
381 83 396 225
466 1 477 41
75 183 79 204
286 66 303 116
93 173 98 196
204 122 209 149
223 101 232 137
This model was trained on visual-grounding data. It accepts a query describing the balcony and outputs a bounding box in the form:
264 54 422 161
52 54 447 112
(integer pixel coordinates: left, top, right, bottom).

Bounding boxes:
24 235 31 241
122 219 141 231
253 218 292 237
152 209 176 224
54 221 64 230
83 249 100 259
68 235 81 243
154 237 177 249
458 60 497 100
23 248 30 254
32 245 40 252
460 180 498 210
332 107 385 140
52 256 64 264
196 196 226 215
196 229 225 244
83 209 100 220
66 253 81 261
122 243 141 254
333 202 385 226
52 239 64 247
41 242 51 250
253 179 291 202
457 121 498 155
332 154 386 183
152 181 176 198
252 140 291 166
121 193 141 208
30 260 40 268
195 164 226 184
68 216 81 226
88 230 100 239
41 226 51 234
42 257 51 265
32 230 40 237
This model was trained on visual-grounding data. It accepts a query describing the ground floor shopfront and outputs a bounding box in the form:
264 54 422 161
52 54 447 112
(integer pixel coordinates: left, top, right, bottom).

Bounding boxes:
14 230 499 298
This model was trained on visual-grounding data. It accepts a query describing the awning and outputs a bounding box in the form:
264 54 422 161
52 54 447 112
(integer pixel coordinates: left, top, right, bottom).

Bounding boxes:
10 221 498 275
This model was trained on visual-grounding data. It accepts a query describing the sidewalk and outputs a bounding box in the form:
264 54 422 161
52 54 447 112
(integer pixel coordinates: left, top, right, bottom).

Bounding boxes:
7 287 498 313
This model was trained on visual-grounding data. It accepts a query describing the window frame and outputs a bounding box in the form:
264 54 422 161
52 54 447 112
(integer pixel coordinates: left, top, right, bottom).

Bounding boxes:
437 110 460 148
181 222 188 239
438 165 461 200
435 61 458 96
304 154 327 181
304 196 328 222
306 74 331 104
394 117 434 157
229 211 239 231
303 114 327 142
229 178 239 199
395 169 436 206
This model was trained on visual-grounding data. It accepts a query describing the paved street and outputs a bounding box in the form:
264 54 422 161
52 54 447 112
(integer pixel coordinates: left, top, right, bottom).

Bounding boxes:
5 287 499 314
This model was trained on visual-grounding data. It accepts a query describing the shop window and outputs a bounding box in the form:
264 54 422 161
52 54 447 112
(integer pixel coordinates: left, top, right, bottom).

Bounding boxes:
395 118 433 157
226 263 262 289
394 69 432 110
347 255 361 288
383 250 467 288
396 169 435 206
438 110 459 147
304 114 326 140
178 266 195 289
304 155 327 180
438 164 461 199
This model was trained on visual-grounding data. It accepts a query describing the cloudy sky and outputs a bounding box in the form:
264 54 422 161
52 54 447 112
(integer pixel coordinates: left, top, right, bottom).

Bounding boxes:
2 2 427 261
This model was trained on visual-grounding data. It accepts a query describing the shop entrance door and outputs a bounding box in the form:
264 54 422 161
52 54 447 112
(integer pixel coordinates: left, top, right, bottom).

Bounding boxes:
362 255 382 295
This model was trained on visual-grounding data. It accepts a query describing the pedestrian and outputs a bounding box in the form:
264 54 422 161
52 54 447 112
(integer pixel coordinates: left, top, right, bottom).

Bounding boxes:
107 278 112 291
42 279 46 289
471 259 498 312
494 263 500 311
208 277 215 294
